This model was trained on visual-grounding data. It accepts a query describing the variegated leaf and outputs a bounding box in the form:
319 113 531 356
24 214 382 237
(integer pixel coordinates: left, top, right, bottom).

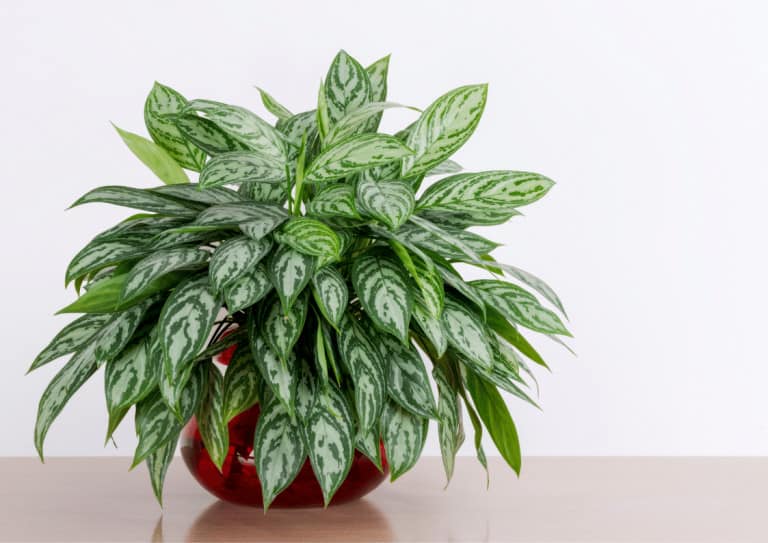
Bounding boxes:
475 282 570 336
304 385 355 505
396 221 499 262
159 275 220 383
224 264 272 313
29 314 110 372
431 257 487 315
144 82 207 171
104 338 157 416
325 102 408 146
263 294 308 362
254 398 306 510
94 215 187 243
276 218 341 261
433 364 464 483
183 100 288 164
426 159 462 176
121 247 208 302
239 181 288 204
411 300 448 358
70 186 199 216
194 202 287 229
304 134 413 184
222 347 260 422
145 430 178 506
295 359 317 422
148 231 219 251
34 342 99 459
381 401 428 481
250 331 298 416
113 124 190 185
199 151 286 188
378 335 437 418
152 184 243 205
324 50 372 130
175 114 250 155
356 427 383 472
364 55 390 132
356 178 415 230
494 261 568 318
257 87 293 121
276 110 318 149
311 266 348 328
268 245 315 311
209 236 272 293
132 390 182 467
337 315 386 432
196 364 229 471
65 239 143 285
93 300 153 365
401 84 488 178
307 183 361 220
386 238 443 318
442 296 494 370
350 248 412 342
156 352 208 421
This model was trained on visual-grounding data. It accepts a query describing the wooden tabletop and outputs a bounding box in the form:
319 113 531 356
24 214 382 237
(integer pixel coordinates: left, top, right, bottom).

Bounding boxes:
0 457 764 542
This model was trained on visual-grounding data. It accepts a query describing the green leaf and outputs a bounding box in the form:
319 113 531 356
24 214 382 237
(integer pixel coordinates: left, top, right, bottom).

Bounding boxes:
196 363 229 471
433 364 464 484
65 239 143 286
263 293 308 362
223 264 272 314
356 178 415 230
294 359 317 422
209 236 272 293
465 369 521 475
441 296 494 369
401 84 488 178
70 186 199 217
493 261 568 319
304 134 413 184
132 391 182 467
337 315 387 432
350 248 412 342
253 398 306 510
307 183 361 220
174 114 249 155
364 55 391 132
396 220 499 262
145 431 178 506
29 314 110 372
381 401 428 481
426 159 462 177
152 184 243 205
92 300 154 366
356 427 384 472
311 266 348 328
104 337 158 417
276 218 341 261
249 330 298 416
418 171 554 223
324 50 372 130
239 181 288 204
34 342 99 460
386 239 443 318
199 151 286 188
144 82 207 171
268 245 315 311
378 335 437 419
153 360 208 427
326 102 410 146
113 124 190 185
257 87 293 121
191 202 287 233
182 100 288 164
159 275 220 383
222 347 260 422
486 308 548 368
276 110 318 149
121 247 208 302
304 385 355 506
411 300 448 358
431 257 487 316
459 377 489 480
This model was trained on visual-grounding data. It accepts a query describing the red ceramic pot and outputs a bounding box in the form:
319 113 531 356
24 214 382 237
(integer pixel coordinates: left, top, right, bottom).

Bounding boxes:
180 405 389 508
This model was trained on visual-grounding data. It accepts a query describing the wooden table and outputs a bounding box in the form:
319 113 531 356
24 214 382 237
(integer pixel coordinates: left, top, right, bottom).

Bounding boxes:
0 457 764 542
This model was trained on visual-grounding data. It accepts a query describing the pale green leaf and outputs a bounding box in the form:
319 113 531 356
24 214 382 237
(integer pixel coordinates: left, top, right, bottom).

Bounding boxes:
324 50 371 130
257 87 293 121
307 183 361 220
263 293 308 362
121 247 208 302
442 296 494 369
433 364 464 484
222 347 261 422
267 244 315 311
29 314 110 372
199 151 286 188
113 124 190 185
249 330 298 416
378 335 437 419
311 266 348 328
356 178 415 230
70 186 200 217
196 363 229 471
223 264 272 313
276 218 341 261
209 236 272 293
381 401 428 481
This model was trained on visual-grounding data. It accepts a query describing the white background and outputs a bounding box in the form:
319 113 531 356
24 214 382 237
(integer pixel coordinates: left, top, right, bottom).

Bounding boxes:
2 0 767 459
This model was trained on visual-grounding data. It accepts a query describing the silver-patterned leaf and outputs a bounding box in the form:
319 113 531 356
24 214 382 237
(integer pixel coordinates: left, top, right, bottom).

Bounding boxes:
145 430 178 506
263 293 308 362
411 300 448 358
70 186 199 216
356 427 383 472
311 266 348 328
381 400 428 481
175 114 250 155
65 239 143 285
196 364 229 471
304 385 355 505
276 110 318 149
473 280 570 336
356 178 415 230
304 134 413 184
132 390 181 467
199 151 286 188
276 218 341 261
324 50 372 130
426 159 462 177
156 351 208 421
239 181 288 204
433 364 464 484
401 84 488 178
441 297 494 370
494 261 568 318
257 87 293 121
113 125 190 185
350 249 412 342
294 359 316 422
249 331 298 416
307 183 361 220
378 335 437 419
152 184 243 205
144 82 207 171
121 247 208 302
268 244 315 311
93 300 153 366
432 257 487 316
159 275 220 382
253 398 306 510
384 237 443 319
337 315 386 432
104 337 158 416
395 220 499 262
240 213 290 240
29 314 110 372
209 236 272 293
222 347 260 422
224 264 272 313
325 102 408 146
364 55 390 132
193 202 287 229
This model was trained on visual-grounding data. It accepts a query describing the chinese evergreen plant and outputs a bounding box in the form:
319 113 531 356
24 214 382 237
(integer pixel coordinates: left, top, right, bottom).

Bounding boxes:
29 51 571 508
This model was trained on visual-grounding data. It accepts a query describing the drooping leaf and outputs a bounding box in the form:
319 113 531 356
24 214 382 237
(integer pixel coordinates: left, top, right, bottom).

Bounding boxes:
249 330 298 416
132 391 182 467
121 247 208 302
29 314 110 372
196 363 229 471
209 236 272 293
356 178 415 230
486 309 548 368
144 82 207 171
378 335 437 419
145 430 178 506
294 359 317 422
152 184 243 205
493 261 568 319
401 84 488 178
381 401 428 481
304 385 355 505
426 159 462 177
411 300 448 358
222 347 260 422
386 239 443 318
433 364 464 484
113 124 190 185
70 186 200 217
263 293 308 362
350 248 412 342
311 266 348 328
223 264 272 314
441 296 494 370
199 151 286 188
193 202 287 231
276 218 341 261
104 337 158 418
356 427 384 472
155 349 209 422
307 183 361 220
268 244 315 311
323 50 372 130
239 181 288 205
65 239 143 286
92 300 154 366
304 134 413 184
257 87 293 121
396 220 499 262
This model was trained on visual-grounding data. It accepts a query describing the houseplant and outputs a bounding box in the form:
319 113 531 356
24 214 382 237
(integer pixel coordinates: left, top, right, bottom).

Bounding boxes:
29 50 571 509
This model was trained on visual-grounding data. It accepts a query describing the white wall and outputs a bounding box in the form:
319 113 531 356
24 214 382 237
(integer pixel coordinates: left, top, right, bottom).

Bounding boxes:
2 0 767 458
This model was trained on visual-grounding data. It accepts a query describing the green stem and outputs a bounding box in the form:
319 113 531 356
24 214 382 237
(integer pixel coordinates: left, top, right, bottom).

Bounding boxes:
293 133 308 216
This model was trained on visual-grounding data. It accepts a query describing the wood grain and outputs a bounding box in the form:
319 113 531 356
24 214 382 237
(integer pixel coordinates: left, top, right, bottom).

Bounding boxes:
0 457 765 542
